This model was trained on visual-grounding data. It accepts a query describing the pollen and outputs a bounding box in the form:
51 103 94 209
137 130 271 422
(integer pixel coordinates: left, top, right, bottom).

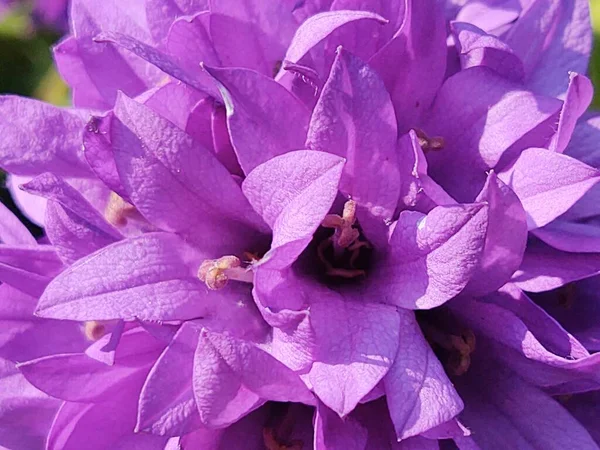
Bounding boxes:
104 192 137 227
198 255 254 290
414 128 445 151
84 321 106 341
447 329 476 376
322 199 361 250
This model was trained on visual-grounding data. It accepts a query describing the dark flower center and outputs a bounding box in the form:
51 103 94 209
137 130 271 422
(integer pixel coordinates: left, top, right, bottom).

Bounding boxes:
301 200 373 286
417 310 476 377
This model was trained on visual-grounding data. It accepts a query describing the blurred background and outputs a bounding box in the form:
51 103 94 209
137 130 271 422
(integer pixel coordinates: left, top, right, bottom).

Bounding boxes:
1 1 600 237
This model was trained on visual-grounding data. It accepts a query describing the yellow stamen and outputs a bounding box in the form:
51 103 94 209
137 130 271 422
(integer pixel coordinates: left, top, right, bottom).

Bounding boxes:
104 192 137 227
84 321 106 341
415 128 445 151
198 255 253 290
322 200 361 249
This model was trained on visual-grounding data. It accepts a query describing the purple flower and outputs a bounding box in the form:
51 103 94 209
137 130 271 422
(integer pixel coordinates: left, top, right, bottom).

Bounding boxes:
1 0 600 449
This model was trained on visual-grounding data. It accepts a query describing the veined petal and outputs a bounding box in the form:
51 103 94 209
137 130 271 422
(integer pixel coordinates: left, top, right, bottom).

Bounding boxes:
498 148 600 230
308 292 400 417
111 92 267 251
462 172 527 297
138 322 201 436
0 97 91 177
423 67 562 202
373 203 488 309
193 329 313 427
384 310 463 440
203 65 311 175
307 48 399 248
36 232 228 321
243 150 344 269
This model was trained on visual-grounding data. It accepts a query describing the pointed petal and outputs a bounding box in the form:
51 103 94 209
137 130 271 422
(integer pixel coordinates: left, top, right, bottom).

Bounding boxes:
35 232 225 321
203 65 311 174
308 293 400 416
463 172 527 296
451 21 525 82
307 48 399 246
243 150 344 269
374 203 488 309
83 113 129 199
165 12 221 76
455 362 599 450
314 403 368 450
498 148 600 230
0 357 60 450
513 238 600 292
22 173 122 264
0 97 90 177
144 0 208 42
423 67 562 201
282 10 387 69
137 322 201 436
549 74 594 153
384 310 463 440
193 329 313 427
369 0 447 132
511 0 593 97
0 245 63 297
111 92 267 251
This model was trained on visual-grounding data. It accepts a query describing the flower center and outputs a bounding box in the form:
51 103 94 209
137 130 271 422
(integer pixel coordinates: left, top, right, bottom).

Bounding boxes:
414 128 444 151
316 200 372 280
262 403 305 450
418 312 476 376
198 255 254 290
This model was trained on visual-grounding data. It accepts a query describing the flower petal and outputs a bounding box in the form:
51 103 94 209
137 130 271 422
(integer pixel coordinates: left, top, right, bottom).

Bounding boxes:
374 203 488 309
513 238 600 293
384 310 463 440
462 172 527 297
451 21 525 82
243 150 344 269
111 92 267 250
308 292 400 417
36 232 221 321
549 74 594 154
0 357 60 450
498 148 600 230
0 97 91 177
22 173 122 264
455 361 599 450
307 48 399 247
423 67 562 202
0 202 35 246
193 329 313 427
203 65 311 174
369 0 447 132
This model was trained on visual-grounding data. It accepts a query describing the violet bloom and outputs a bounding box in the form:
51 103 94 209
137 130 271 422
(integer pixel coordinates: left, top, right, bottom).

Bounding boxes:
2 0 600 449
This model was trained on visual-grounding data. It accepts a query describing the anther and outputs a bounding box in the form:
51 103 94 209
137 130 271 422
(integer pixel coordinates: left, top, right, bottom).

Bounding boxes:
414 128 444 151
198 256 254 290
104 192 137 227
84 321 106 341
322 200 361 250
263 428 303 450
448 330 476 376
